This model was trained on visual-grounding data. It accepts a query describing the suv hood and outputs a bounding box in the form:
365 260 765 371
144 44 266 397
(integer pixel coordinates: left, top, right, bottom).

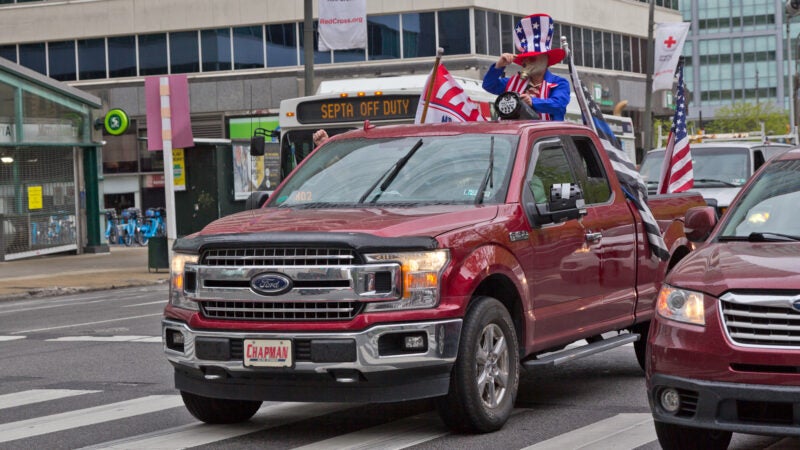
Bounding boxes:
668 242 800 297
690 187 740 208
196 204 499 239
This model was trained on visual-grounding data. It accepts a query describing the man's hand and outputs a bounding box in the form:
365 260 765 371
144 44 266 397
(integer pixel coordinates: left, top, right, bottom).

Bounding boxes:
520 93 533 107
495 53 515 68
313 129 329 147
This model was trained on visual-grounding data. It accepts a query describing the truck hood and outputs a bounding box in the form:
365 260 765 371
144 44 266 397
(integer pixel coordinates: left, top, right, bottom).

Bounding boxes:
195 204 499 239
668 242 800 297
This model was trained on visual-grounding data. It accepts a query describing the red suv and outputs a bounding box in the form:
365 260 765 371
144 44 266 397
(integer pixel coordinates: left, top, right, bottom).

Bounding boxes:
647 148 800 449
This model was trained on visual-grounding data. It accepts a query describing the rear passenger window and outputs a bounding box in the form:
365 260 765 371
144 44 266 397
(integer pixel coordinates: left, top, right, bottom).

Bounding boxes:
569 136 611 204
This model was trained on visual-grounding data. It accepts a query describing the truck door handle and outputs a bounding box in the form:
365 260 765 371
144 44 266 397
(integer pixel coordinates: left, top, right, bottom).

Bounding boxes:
585 232 602 242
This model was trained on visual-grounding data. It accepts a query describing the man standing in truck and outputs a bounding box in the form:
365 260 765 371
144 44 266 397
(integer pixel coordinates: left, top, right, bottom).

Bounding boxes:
482 13 570 121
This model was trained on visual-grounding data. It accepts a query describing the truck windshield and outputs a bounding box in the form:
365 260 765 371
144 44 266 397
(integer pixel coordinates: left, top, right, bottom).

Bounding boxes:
639 147 751 192
270 134 518 207
718 159 800 240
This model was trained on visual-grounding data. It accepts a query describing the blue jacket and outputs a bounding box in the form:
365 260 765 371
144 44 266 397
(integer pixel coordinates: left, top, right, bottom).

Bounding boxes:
482 64 570 121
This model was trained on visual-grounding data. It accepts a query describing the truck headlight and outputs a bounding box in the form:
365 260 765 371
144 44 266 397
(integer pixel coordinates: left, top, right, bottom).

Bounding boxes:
170 252 199 311
656 284 705 326
363 250 449 311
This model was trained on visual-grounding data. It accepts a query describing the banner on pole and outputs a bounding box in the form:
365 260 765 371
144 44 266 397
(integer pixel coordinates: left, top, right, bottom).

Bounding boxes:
318 0 367 51
653 22 690 92
145 75 194 151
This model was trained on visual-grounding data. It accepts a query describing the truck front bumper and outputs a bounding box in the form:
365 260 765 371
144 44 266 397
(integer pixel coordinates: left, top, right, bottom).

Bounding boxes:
648 373 800 437
162 318 462 403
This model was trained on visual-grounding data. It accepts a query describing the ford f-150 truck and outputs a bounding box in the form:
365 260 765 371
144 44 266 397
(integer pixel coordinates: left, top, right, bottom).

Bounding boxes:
162 120 705 433
647 148 800 449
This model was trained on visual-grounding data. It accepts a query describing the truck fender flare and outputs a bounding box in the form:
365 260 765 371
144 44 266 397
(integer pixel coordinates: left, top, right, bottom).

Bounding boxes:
661 218 692 271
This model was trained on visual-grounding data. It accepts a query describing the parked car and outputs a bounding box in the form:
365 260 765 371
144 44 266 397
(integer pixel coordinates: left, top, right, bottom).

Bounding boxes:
639 142 794 216
647 148 800 449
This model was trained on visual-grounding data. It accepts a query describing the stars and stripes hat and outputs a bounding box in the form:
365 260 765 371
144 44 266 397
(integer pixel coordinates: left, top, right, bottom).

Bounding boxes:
513 14 566 67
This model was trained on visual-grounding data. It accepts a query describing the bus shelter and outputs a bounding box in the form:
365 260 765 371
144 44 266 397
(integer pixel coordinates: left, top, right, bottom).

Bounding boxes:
0 58 102 261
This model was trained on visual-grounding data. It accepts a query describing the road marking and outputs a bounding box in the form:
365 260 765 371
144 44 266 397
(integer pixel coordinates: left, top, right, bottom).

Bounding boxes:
0 336 25 341
0 395 183 444
521 413 655 450
292 412 449 450
0 389 101 410
46 335 161 343
80 402 353 449
122 300 167 307
11 313 163 334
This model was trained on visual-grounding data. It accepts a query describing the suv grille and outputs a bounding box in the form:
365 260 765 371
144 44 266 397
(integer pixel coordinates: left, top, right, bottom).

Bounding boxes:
200 300 363 321
201 247 357 266
721 294 800 347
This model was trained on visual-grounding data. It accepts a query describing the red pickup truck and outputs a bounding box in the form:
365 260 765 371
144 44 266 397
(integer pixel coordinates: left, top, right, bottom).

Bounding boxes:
162 120 705 433
647 148 800 449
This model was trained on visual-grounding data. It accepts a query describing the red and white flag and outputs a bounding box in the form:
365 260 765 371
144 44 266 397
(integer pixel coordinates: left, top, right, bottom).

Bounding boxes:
415 64 489 124
658 60 693 194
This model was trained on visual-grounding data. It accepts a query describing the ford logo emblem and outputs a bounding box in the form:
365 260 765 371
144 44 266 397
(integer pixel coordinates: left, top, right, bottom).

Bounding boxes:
250 273 293 296
793 300 800 313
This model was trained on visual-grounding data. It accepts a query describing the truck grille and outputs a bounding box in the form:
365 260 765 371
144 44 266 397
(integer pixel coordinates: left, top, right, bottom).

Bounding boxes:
199 300 363 321
720 293 800 348
201 247 357 267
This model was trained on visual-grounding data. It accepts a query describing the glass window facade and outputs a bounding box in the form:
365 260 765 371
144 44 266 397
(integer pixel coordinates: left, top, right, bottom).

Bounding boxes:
402 12 436 58
108 36 136 78
266 23 297 67
78 38 106 80
233 26 264 69
138 33 168 76
170 31 199 74
368 15 400 60
299 21 331 64
19 42 46 75
0 45 16 63
201 28 232 72
48 40 76 81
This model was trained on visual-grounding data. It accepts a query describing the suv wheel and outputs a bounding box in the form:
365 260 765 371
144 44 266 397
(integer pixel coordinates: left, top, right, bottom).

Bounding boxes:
436 296 519 433
654 421 732 450
181 391 262 424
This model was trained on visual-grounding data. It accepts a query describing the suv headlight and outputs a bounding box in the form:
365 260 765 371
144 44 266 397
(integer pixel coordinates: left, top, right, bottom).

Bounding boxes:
169 252 199 311
363 250 449 311
656 284 705 326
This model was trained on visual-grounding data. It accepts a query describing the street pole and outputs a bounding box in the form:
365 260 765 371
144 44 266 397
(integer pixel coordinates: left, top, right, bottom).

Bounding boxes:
788 20 797 144
304 0 315 96
643 0 656 154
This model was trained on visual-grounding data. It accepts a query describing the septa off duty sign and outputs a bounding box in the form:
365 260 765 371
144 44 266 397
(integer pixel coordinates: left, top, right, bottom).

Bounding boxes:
296 95 418 124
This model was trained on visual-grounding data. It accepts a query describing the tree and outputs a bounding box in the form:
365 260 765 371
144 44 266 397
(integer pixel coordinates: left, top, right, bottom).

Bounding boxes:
704 102 788 136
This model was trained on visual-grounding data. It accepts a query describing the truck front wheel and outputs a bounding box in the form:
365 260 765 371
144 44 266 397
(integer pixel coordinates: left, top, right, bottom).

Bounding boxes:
181 391 262 424
654 421 732 450
436 296 519 433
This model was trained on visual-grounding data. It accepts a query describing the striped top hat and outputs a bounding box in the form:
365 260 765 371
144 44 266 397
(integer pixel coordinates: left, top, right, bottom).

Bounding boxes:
513 14 566 67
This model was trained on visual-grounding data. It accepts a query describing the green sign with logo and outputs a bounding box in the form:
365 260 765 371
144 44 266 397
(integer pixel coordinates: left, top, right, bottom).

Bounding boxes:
104 108 129 136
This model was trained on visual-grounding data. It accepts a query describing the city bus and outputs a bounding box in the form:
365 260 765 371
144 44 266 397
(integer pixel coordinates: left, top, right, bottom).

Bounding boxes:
276 74 496 178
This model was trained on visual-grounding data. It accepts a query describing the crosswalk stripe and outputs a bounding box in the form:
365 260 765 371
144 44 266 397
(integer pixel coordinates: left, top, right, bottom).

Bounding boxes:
291 412 449 450
521 413 655 450
0 389 101 410
81 402 352 449
46 336 161 343
0 395 183 444
0 336 25 341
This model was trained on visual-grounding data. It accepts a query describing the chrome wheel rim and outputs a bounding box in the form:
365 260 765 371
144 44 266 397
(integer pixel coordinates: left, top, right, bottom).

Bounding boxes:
476 323 509 408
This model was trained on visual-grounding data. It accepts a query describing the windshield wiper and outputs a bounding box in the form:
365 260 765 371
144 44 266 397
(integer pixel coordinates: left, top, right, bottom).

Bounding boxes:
746 232 800 242
358 138 423 203
475 136 495 205
693 178 739 187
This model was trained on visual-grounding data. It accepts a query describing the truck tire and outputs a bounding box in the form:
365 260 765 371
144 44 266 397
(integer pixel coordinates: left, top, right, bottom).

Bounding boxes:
436 296 519 433
632 321 650 372
180 391 262 424
654 421 732 450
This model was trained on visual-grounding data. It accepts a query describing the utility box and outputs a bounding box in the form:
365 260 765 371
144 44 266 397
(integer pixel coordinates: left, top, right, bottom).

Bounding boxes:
148 236 169 272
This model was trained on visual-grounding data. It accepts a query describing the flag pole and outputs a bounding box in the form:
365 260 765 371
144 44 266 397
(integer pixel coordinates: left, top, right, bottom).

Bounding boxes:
420 47 444 123
560 36 596 135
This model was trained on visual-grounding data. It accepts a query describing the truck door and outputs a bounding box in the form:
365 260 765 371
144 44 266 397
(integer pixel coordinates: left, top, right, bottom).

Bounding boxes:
520 136 605 350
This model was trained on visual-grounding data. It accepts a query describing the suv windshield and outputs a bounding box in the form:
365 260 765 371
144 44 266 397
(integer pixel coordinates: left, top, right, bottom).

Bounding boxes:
270 134 519 207
640 147 751 191
718 159 800 240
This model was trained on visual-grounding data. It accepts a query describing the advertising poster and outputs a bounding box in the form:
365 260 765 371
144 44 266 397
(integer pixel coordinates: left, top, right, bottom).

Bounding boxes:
173 148 186 191
229 117 281 200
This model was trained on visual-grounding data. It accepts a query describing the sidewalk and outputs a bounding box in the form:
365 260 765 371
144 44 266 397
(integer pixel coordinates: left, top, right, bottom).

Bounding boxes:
0 246 169 301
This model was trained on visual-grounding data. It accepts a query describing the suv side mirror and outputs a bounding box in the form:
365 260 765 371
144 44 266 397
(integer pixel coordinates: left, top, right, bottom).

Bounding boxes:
684 206 717 242
245 191 269 210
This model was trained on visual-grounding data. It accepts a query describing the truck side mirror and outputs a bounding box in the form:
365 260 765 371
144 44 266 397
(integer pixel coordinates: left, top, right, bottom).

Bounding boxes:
250 135 265 156
531 183 586 224
245 191 269 210
684 206 717 242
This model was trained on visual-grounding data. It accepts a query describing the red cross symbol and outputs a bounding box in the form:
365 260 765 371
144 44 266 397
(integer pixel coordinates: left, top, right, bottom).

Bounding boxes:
664 36 677 48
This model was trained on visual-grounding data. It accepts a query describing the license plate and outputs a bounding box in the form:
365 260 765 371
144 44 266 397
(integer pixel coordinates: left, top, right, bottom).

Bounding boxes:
243 339 293 367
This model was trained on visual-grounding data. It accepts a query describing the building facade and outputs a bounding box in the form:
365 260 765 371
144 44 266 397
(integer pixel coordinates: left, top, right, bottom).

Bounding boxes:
0 0 682 235
680 0 791 123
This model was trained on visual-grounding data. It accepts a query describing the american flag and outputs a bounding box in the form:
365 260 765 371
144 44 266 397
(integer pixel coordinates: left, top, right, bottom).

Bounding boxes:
658 60 693 194
562 38 669 261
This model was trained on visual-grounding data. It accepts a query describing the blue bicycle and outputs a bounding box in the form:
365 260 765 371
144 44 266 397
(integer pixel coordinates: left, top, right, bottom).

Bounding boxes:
120 208 142 247
137 207 166 245
104 210 121 244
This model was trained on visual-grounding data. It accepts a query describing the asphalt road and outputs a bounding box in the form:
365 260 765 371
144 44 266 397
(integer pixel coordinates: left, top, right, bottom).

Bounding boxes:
0 285 797 449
